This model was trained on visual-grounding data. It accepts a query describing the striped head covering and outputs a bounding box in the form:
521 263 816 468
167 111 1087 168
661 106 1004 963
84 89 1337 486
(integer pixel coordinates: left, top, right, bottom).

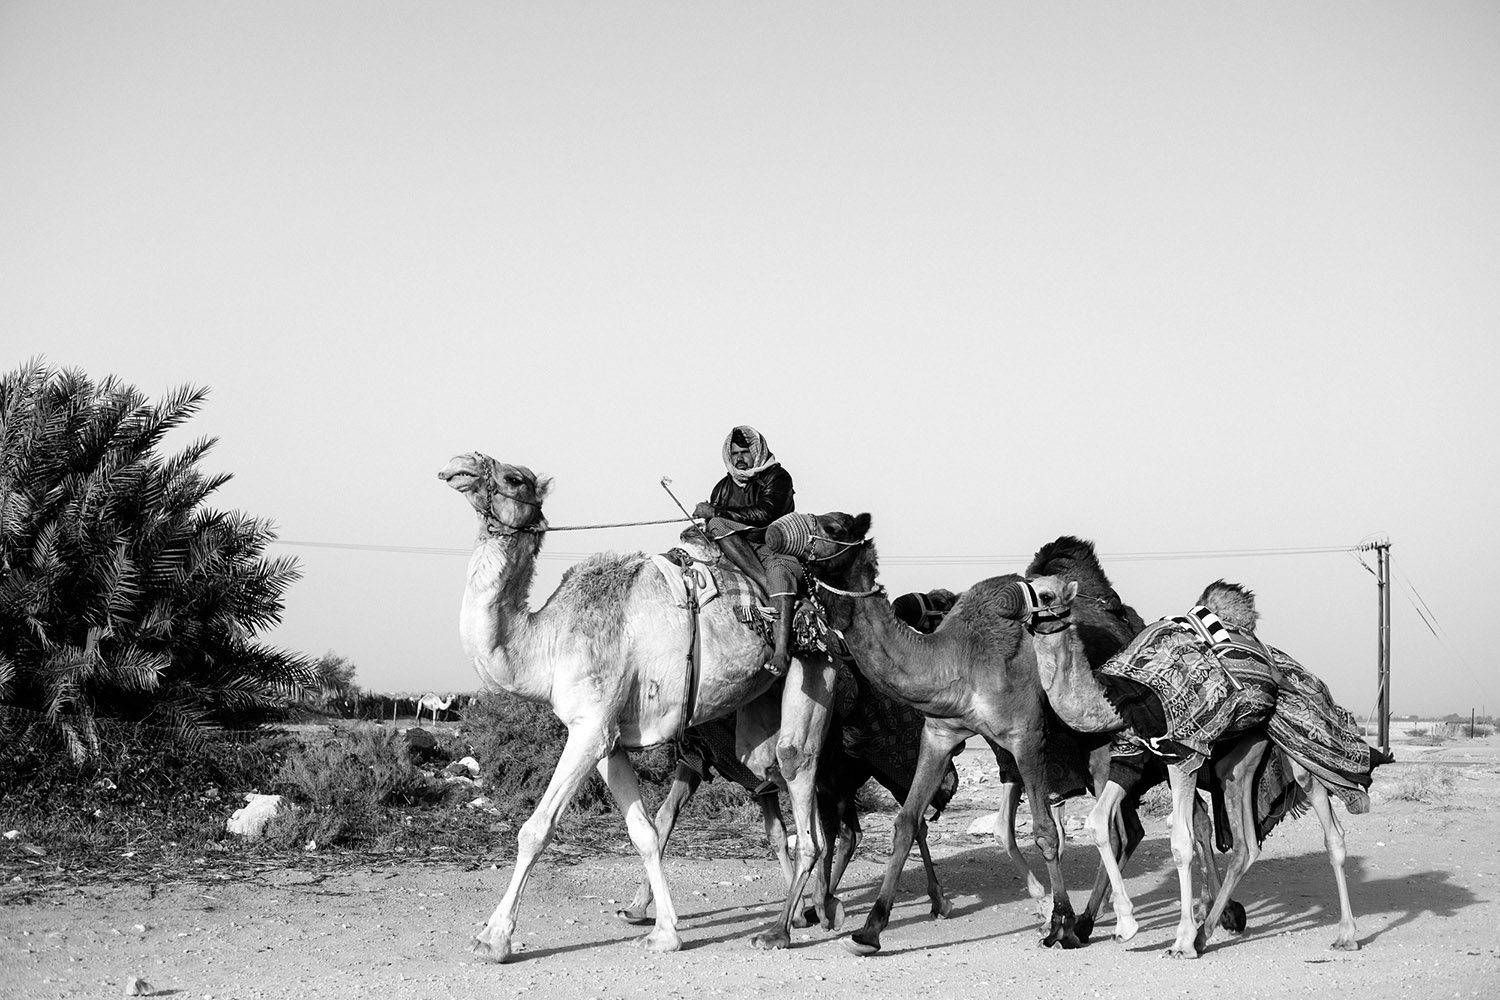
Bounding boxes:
722 425 779 486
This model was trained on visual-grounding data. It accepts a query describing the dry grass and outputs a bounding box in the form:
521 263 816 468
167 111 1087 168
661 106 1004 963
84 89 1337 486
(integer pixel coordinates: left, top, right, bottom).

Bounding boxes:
1374 763 1460 804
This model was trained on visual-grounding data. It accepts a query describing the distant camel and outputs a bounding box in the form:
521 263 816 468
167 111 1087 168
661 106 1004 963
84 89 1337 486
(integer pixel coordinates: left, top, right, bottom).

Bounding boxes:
439 452 837 960
417 693 454 726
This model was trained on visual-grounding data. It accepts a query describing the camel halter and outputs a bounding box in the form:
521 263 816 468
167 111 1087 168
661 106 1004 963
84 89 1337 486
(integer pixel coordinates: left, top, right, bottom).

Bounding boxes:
1008 580 1072 635
811 577 886 600
764 513 872 566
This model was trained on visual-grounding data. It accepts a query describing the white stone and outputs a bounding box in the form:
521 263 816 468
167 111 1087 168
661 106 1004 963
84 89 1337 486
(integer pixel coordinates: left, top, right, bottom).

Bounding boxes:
225 794 286 838
966 812 1002 837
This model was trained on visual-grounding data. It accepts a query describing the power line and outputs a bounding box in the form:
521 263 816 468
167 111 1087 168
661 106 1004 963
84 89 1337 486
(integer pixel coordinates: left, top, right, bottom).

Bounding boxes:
272 538 1359 565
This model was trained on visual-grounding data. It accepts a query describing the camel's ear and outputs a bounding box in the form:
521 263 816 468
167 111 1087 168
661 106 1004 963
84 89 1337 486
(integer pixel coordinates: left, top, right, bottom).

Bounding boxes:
534 476 554 503
853 513 872 539
1064 580 1079 603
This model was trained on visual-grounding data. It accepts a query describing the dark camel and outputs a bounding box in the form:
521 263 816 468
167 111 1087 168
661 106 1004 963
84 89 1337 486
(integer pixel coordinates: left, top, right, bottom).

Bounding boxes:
617 671 962 930
798 515 1146 953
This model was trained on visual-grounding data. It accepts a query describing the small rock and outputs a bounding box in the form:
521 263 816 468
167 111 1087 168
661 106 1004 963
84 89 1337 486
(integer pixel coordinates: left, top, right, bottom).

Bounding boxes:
967 813 1002 837
2 830 18 841
123 976 154 996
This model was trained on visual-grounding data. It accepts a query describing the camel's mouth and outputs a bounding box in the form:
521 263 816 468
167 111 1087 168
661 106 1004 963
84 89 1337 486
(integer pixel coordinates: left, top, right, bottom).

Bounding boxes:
438 461 484 492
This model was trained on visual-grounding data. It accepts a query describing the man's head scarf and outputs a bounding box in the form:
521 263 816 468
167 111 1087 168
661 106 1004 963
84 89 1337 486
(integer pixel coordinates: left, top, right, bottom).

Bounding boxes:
722 425 779 486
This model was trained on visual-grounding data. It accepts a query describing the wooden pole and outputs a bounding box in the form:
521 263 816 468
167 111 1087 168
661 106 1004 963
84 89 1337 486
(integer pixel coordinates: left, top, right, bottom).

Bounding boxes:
1377 542 1392 754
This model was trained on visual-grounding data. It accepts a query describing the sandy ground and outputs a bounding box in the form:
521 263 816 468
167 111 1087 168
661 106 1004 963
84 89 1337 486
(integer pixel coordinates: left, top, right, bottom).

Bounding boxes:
5 733 1499 1000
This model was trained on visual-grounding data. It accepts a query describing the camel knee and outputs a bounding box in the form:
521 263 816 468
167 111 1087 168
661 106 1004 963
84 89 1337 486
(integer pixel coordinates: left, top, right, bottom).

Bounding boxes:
891 809 920 844
516 816 552 857
775 741 810 781
1169 828 1194 868
1084 812 1112 851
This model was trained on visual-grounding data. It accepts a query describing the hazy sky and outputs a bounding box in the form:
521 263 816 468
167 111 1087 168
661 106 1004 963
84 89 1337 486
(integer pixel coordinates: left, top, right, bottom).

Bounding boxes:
4 3 1497 716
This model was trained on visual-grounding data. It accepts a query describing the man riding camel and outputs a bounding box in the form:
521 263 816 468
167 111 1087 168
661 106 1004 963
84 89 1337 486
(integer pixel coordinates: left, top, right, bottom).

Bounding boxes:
693 425 800 677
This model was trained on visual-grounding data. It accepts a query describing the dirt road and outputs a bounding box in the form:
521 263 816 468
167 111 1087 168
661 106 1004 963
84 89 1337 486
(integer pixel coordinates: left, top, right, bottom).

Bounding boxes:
5 737 1499 999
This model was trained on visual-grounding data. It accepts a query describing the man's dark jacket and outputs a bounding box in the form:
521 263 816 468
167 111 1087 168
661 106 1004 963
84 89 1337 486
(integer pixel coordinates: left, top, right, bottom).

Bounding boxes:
708 465 795 541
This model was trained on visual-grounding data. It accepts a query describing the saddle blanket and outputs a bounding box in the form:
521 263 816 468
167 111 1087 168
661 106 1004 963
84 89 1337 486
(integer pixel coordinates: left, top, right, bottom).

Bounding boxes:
1264 645 1374 812
651 547 830 656
1100 611 1278 759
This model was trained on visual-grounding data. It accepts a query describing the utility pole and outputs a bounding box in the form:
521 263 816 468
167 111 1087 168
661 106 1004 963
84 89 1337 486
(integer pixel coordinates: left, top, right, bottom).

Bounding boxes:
1359 539 1393 754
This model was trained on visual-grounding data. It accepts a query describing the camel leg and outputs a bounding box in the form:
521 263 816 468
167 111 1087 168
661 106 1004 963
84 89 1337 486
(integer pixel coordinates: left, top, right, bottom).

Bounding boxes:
751 656 836 950
1195 737 1267 953
825 792 861 899
1084 780 1139 942
1010 730 1079 949
617 762 704 924
472 727 610 962
845 721 967 956
1165 760 1205 958
1076 791 1142 943
914 817 952 918
596 748 682 953
992 779 1048 904
798 784 851 930
762 789 796 887
1300 763 1359 950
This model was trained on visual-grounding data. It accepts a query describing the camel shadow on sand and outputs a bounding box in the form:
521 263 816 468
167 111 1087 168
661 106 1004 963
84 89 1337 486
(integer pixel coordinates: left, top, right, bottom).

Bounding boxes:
1069 845 1478 955
481 837 1480 963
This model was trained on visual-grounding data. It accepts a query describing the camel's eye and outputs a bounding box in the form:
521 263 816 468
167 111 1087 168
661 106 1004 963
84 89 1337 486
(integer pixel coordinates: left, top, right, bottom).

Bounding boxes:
503 474 524 488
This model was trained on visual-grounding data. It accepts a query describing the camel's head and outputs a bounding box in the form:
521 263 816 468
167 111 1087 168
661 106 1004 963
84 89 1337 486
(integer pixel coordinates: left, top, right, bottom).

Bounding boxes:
781 510 877 617
438 452 551 535
995 575 1078 634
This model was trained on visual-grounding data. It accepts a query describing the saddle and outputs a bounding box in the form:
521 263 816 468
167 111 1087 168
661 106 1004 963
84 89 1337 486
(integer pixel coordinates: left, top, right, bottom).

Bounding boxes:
653 545 830 657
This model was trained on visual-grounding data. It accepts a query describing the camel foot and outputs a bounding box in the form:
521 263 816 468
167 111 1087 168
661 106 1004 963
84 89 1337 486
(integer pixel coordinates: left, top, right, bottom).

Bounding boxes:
1164 947 1200 960
930 895 952 920
793 907 816 929
1074 912 1095 943
824 897 847 931
633 928 682 953
843 930 882 956
1112 912 1139 943
615 906 653 926
1220 900 1247 935
1040 913 1081 950
749 925 790 951
1331 937 1360 952
469 935 514 964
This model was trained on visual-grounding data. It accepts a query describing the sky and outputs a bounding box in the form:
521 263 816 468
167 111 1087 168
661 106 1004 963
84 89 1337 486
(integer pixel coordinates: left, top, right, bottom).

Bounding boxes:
3 3 1497 717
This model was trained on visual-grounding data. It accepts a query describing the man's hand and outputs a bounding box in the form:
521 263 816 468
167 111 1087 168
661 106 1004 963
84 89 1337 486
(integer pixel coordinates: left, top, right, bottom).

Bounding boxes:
692 502 716 520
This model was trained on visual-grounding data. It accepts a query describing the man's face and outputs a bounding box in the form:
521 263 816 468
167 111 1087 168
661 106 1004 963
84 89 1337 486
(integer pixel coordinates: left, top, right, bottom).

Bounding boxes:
730 444 753 470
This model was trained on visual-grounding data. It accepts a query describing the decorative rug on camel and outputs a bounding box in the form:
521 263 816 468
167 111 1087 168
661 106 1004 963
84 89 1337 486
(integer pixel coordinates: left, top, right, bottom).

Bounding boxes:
1098 609 1279 760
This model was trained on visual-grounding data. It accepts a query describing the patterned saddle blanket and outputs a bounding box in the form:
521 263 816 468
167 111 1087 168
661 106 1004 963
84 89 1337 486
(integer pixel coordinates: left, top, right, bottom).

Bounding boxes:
1104 606 1376 810
1100 606 1279 761
652 541 831 658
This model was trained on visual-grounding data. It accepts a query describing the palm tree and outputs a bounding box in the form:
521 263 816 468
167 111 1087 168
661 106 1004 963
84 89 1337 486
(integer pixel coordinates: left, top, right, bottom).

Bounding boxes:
0 358 313 758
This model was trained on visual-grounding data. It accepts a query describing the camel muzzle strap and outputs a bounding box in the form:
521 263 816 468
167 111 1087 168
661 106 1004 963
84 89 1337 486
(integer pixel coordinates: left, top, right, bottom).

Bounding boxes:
1021 580 1072 635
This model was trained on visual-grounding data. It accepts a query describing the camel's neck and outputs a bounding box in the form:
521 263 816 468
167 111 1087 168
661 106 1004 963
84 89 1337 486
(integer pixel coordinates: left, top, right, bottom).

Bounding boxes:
1032 629 1125 733
459 531 550 702
835 592 974 718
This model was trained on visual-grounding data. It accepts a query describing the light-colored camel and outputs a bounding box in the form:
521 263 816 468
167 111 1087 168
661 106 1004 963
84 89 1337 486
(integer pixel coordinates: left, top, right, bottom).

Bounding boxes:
796 514 1144 954
439 452 838 960
416 693 454 726
1023 575 1364 955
